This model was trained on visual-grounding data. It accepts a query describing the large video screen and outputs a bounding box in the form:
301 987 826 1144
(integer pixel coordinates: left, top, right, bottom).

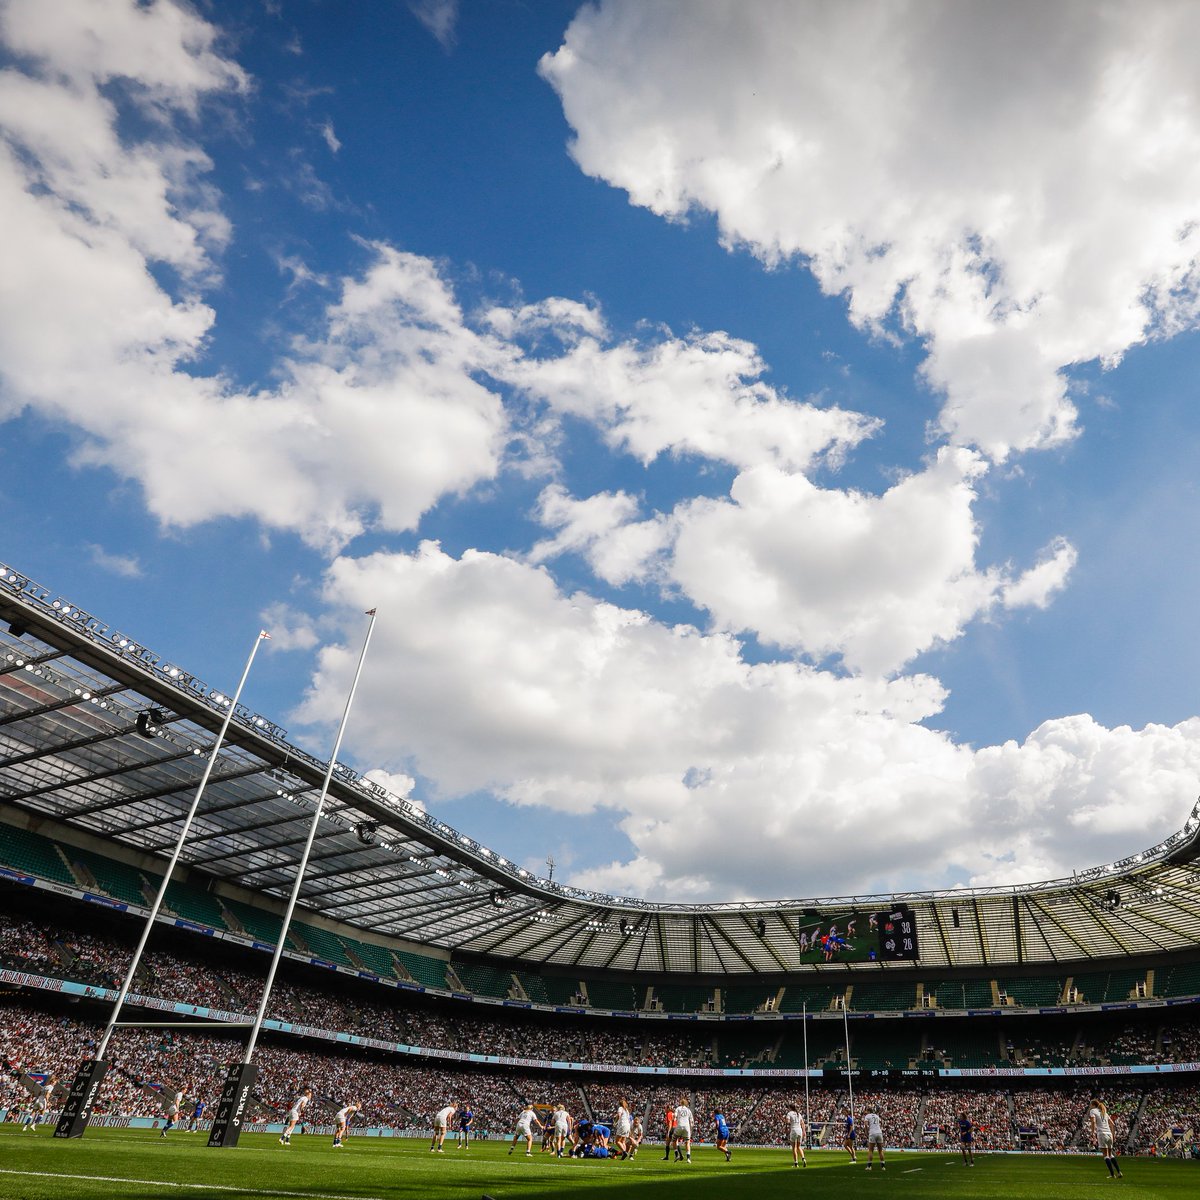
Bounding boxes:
790 905 919 964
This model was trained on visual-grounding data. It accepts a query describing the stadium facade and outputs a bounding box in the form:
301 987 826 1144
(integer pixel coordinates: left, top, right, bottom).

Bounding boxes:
3 561 1200 1153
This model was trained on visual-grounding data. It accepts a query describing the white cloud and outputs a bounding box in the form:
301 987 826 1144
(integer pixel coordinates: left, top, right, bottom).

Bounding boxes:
506 323 878 473
542 0 1200 459
408 0 459 50
0 3 511 551
293 544 1200 899
86 544 142 579
317 118 341 155
1001 536 1077 611
528 484 671 587
965 715 1200 887
258 602 319 652
531 450 1077 676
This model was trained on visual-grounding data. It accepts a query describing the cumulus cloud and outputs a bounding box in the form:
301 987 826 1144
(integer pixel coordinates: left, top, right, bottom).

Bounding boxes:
293 545 1200 900
0 4 512 550
506 321 878 473
542 0 1200 458
530 451 1076 675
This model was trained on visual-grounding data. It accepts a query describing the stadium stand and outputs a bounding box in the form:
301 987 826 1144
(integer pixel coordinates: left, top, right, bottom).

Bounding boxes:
162 878 230 930
930 977 995 1009
0 823 83 888
847 979 916 1011
583 979 640 1010
998 975 1065 1007
453 960 515 1000
393 947 448 990
65 845 158 906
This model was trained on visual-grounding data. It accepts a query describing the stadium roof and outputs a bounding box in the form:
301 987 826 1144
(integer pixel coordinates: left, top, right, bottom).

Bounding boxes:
3 559 1200 976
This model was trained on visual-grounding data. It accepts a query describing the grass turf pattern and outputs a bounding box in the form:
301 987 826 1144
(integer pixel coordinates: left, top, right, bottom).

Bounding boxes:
0 1127 1190 1200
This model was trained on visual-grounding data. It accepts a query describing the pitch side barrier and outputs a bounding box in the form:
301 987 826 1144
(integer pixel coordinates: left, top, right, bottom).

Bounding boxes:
5 863 1200 1031
6 965 1200 1082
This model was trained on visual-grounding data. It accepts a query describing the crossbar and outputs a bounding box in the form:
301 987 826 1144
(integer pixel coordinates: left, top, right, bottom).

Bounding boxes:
112 1021 255 1029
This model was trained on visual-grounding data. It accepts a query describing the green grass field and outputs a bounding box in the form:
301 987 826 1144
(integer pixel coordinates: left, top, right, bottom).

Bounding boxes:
0 1127 1192 1200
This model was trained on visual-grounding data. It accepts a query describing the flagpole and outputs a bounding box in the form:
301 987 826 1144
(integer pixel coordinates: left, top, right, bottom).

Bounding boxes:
95 630 272 1061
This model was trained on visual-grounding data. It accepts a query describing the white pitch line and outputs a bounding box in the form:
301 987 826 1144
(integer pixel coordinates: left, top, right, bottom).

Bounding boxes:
903 1166 923 1172
0 1168 390 1200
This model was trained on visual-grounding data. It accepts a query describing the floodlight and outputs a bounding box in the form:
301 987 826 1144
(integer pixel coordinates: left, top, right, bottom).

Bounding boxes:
135 709 167 738
354 821 378 845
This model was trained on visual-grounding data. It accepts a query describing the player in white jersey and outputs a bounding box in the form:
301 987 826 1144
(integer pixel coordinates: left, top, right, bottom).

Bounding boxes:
669 1097 694 1163
551 1104 571 1158
160 1089 185 1138
1089 1098 1123 1179
280 1087 312 1145
430 1102 457 1153
785 1106 808 1167
863 1110 886 1170
629 1113 643 1158
332 1100 360 1148
21 1078 55 1133
509 1103 544 1157
614 1098 632 1158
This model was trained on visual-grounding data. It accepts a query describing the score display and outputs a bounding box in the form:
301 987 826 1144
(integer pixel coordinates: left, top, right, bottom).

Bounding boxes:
876 905 919 961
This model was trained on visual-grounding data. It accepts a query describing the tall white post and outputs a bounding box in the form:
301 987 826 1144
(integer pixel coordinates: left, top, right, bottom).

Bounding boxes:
803 1000 811 1136
843 999 854 1118
96 631 271 1060
241 609 377 1066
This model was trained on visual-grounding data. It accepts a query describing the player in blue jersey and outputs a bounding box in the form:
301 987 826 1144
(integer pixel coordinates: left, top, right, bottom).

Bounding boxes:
456 1102 474 1148
958 1112 975 1166
843 1112 858 1162
713 1110 732 1161
187 1098 206 1132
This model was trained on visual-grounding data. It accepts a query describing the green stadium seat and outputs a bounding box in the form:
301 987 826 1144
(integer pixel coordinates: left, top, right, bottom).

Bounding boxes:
0 824 77 886
66 845 156 906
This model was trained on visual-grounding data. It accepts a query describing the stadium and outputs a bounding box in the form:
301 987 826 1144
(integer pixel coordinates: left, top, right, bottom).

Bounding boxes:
3 562 1200 1200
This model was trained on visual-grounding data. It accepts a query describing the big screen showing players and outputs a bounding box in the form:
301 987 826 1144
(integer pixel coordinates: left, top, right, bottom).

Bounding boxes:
875 905 920 961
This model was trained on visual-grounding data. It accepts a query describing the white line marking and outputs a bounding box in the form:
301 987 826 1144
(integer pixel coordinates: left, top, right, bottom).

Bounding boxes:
0 1168 389 1200
903 1167 923 1172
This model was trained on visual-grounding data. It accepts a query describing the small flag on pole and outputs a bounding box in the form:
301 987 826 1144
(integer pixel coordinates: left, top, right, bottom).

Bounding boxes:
365 608 377 616
259 630 272 640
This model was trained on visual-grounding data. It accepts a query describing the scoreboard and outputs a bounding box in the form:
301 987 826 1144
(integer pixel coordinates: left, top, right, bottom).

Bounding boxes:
875 905 919 960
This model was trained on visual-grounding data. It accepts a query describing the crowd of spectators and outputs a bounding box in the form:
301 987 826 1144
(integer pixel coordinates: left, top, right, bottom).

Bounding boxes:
6 908 1200 1151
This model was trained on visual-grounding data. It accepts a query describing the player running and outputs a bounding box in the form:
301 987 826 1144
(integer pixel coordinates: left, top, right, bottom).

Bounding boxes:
863 1110 885 1170
1089 1097 1124 1179
713 1109 732 1161
958 1111 975 1166
280 1087 313 1145
786 1104 808 1167
332 1100 360 1148
187 1097 206 1132
509 1102 543 1157
430 1101 457 1152
20 1077 55 1133
160 1088 185 1138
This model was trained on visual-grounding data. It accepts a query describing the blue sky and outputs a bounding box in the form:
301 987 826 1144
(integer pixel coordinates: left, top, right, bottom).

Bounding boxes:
3 0 1200 902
